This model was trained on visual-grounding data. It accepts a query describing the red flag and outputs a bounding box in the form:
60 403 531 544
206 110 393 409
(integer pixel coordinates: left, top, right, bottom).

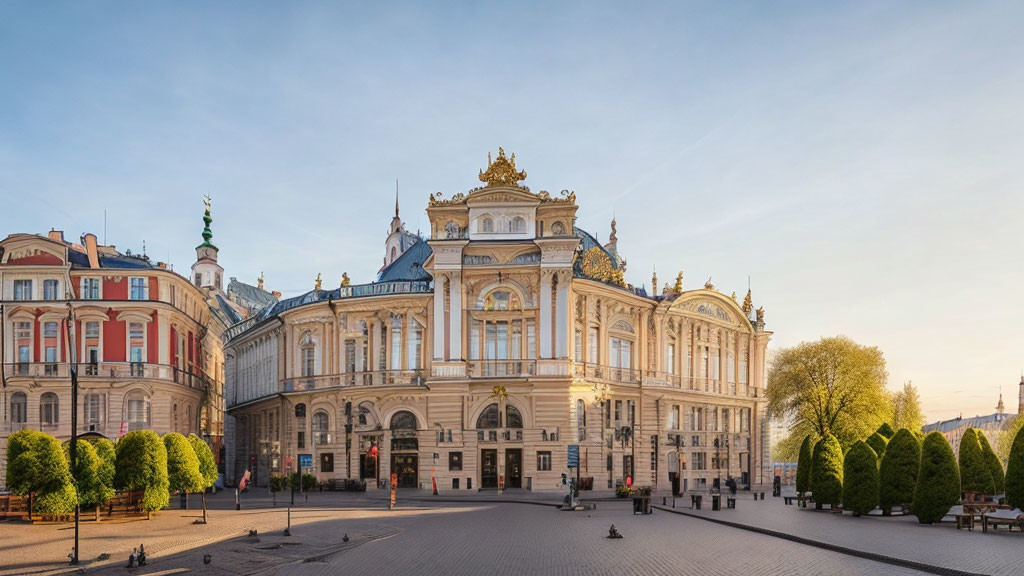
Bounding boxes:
239 469 251 492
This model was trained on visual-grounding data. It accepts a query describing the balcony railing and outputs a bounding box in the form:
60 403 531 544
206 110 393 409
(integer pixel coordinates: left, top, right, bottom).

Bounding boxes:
468 360 536 378
2 362 209 389
280 370 428 393
572 362 641 384
477 428 524 442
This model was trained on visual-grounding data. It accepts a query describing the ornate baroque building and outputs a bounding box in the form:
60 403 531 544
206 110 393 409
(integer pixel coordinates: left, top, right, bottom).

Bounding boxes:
225 149 772 493
0 203 235 486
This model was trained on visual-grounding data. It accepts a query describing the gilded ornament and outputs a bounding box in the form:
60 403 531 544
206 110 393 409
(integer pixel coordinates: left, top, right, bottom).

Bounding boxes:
314 273 322 291
673 271 683 294
341 272 350 287
492 385 508 400
756 306 765 323
580 246 626 287
704 277 714 290
742 289 753 316
478 147 527 187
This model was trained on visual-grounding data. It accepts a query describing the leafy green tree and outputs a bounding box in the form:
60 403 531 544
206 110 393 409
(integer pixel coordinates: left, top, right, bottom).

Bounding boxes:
997 414 1024 464
188 434 218 523
65 440 114 513
811 434 844 508
796 435 814 495
115 430 169 517
164 433 204 509
976 433 1005 494
879 429 921 515
875 423 895 439
891 382 925 433
866 432 888 460
1005 423 1024 508
958 429 995 495
91 438 117 500
767 336 892 452
6 430 75 518
912 432 960 524
843 441 879 516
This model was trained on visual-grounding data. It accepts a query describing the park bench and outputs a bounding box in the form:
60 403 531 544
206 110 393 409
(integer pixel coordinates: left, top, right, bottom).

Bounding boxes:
982 508 1024 533
947 505 975 530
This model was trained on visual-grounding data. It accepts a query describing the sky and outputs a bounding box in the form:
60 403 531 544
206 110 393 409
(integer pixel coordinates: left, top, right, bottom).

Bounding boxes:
1 1 1022 422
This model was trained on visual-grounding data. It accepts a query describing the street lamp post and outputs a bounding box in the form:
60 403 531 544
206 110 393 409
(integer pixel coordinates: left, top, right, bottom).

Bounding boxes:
65 304 80 565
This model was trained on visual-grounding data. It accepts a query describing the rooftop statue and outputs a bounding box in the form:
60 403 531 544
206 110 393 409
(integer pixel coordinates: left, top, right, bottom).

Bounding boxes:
478 147 527 187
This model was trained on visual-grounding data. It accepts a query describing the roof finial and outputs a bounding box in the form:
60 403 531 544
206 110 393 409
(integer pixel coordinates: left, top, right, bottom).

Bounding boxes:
314 273 322 291
651 266 658 296
197 195 217 250
395 178 400 217
257 272 264 291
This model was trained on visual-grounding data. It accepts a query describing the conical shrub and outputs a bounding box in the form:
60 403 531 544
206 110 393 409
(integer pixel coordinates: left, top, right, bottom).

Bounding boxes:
1006 424 1024 508
876 423 895 439
912 432 960 524
879 428 921 514
811 434 843 508
958 429 995 495
796 435 813 495
866 432 888 460
976 433 1004 494
843 441 879 516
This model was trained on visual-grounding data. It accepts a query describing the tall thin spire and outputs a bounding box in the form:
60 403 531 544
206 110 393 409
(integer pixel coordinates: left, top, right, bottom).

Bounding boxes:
395 178 400 217
197 195 217 251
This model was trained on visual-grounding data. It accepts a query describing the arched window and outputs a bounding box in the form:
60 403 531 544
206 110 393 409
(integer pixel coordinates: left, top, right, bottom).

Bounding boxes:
40 392 59 426
295 403 306 418
357 401 376 427
312 410 329 444
482 218 493 233
390 246 397 262
126 390 150 431
506 405 523 428
11 391 27 424
390 410 417 430
476 404 500 429
512 216 526 233
300 331 316 378
611 320 634 333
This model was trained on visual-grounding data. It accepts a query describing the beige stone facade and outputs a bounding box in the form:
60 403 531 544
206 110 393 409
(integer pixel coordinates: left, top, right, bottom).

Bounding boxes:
226 150 771 493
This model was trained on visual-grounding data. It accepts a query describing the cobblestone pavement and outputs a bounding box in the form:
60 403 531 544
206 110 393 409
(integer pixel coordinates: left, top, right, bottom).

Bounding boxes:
0 490 1017 575
665 492 1024 576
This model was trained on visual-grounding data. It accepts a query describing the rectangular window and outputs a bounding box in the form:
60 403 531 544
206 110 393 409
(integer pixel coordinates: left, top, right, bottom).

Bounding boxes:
81 278 100 299
13 279 32 300
302 347 315 377
671 405 680 430
452 478 460 490
85 321 100 338
614 400 622 423
320 453 334 473
129 322 144 363
44 321 58 338
449 451 463 471
626 400 635 426
390 317 403 370
574 328 583 362
587 326 598 364
84 394 102 427
469 319 481 360
129 277 148 300
537 451 552 471
43 280 59 300
407 319 423 369
666 342 676 374
526 319 536 360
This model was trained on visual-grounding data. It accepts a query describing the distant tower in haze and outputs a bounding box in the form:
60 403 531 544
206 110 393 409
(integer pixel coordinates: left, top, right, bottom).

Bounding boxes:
191 196 223 290
1019 373 1024 415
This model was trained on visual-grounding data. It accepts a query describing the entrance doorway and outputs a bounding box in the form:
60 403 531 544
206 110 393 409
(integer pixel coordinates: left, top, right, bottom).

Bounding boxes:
481 449 498 488
391 454 418 488
505 449 522 488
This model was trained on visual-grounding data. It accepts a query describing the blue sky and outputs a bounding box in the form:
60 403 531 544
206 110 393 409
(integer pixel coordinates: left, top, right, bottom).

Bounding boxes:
2 1 1023 421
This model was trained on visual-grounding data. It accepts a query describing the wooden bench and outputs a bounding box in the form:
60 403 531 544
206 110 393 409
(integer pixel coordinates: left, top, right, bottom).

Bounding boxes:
982 509 1024 533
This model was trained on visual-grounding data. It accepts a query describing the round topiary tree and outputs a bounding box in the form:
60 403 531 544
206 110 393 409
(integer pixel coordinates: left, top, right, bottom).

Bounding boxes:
6 430 75 518
1005 423 1024 509
796 435 814 496
866 432 888 460
879 428 921 515
958 428 995 495
912 431 960 524
164 433 204 510
811 434 843 509
876 423 896 439
976 432 1004 494
91 438 117 499
115 430 169 518
843 441 879 516
188 434 219 523
65 440 114 516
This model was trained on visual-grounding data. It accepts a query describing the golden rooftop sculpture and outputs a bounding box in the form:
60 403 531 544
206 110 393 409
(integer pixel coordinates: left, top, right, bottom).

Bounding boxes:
341 272 350 287
479 147 526 187
314 273 322 291
742 289 753 315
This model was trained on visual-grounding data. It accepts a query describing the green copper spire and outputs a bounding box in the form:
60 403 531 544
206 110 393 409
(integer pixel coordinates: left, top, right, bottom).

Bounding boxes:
197 196 218 251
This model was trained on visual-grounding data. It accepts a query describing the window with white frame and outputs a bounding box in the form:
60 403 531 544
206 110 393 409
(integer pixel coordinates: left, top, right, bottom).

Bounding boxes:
84 393 103 429
407 318 423 369
129 322 145 363
85 321 100 338
390 315 403 370
126 391 151 431
312 410 329 444
13 279 32 300
43 321 58 338
301 332 316 377
666 340 676 374
81 278 100 299
43 279 59 300
129 277 148 300
537 451 552 471
11 392 27 423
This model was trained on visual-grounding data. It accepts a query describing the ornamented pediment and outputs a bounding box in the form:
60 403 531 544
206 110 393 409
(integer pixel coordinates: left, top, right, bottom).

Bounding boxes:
478 147 526 187
679 300 734 324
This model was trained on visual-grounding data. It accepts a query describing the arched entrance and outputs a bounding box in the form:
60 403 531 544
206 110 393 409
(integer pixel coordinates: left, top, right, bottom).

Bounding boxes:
390 410 419 488
476 403 524 489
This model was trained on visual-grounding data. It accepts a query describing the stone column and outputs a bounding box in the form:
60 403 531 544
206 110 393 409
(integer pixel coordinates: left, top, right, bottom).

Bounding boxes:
554 271 569 358
433 275 445 360
539 270 552 359
449 273 463 360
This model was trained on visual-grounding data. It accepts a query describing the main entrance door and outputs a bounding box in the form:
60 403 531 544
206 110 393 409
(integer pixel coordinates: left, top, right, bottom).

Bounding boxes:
505 449 522 488
391 454 418 488
481 449 498 488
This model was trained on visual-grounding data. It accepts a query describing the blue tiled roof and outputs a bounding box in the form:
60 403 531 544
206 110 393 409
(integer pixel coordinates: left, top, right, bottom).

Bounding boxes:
67 250 91 268
215 294 243 324
923 413 1011 434
377 240 432 283
97 255 154 269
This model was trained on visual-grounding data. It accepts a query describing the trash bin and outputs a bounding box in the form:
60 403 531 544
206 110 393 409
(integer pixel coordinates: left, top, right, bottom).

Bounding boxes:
691 494 702 510
712 494 721 511
632 495 651 515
